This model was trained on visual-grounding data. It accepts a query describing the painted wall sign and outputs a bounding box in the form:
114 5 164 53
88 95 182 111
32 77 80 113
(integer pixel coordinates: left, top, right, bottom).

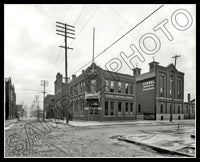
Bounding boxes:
143 80 155 91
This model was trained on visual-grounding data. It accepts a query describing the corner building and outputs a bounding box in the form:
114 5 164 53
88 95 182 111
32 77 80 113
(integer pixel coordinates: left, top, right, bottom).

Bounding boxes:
69 63 136 121
135 60 194 120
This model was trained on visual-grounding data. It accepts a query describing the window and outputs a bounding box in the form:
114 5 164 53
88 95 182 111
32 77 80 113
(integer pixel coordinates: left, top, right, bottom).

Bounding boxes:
130 84 133 94
125 103 129 112
160 104 163 114
110 81 114 92
177 79 182 99
105 80 109 92
160 75 164 97
105 101 108 116
118 82 122 93
70 87 73 96
186 105 189 113
80 82 83 93
94 109 98 115
118 102 121 112
91 79 97 93
138 104 141 113
170 75 173 98
125 83 129 94
83 82 85 92
178 105 180 114
130 103 133 112
192 106 194 113
90 109 93 115
110 102 114 116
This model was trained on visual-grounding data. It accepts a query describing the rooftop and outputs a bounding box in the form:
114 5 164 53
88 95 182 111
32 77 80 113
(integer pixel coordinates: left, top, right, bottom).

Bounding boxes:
136 71 155 82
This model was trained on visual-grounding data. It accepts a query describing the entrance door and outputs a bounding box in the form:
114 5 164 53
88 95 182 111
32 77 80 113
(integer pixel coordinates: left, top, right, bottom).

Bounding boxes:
89 108 98 121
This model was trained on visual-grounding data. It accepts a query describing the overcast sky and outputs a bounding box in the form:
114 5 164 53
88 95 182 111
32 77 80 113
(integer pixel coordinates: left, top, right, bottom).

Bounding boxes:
5 4 196 110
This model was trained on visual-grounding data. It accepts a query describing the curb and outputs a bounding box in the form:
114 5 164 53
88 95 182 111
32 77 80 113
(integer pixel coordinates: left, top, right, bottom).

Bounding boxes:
67 122 181 128
118 136 194 157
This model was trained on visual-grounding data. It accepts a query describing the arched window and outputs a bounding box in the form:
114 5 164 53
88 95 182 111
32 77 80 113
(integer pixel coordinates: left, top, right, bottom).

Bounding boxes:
170 75 173 98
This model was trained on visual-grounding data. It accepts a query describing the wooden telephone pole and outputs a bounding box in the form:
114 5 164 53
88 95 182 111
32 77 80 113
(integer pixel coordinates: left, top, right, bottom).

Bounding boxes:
172 54 181 68
41 80 48 120
56 21 75 123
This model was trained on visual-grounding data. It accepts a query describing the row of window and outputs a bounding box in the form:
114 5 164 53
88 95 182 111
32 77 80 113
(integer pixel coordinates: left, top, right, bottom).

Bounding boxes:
73 101 85 115
104 101 134 116
159 74 183 99
70 81 85 96
159 104 195 114
105 80 134 94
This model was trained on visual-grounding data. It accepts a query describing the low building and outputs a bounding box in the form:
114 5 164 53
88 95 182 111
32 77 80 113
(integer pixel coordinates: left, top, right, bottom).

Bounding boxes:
183 93 195 119
5 77 16 120
68 63 136 121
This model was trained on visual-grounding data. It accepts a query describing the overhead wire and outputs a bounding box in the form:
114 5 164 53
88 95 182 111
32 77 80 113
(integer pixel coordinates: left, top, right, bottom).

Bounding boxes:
72 5 164 75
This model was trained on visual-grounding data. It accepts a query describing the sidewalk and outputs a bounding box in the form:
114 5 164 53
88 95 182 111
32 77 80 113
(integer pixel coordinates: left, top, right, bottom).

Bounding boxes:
118 126 195 157
67 119 195 127
5 118 18 127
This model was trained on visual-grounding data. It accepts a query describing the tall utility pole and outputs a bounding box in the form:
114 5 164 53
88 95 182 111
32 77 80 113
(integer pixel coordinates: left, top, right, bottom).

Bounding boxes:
41 80 48 120
172 54 181 68
56 21 75 83
170 55 180 122
56 21 75 123
92 27 95 70
35 95 39 120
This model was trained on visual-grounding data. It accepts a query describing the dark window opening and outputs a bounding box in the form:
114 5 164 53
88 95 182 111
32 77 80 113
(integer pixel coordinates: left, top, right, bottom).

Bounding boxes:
130 103 133 112
138 104 141 113
94 109 98 115
110 101 114 116
118 102 121 112
161 104 163 114
105 101 108 116
125 103 128 112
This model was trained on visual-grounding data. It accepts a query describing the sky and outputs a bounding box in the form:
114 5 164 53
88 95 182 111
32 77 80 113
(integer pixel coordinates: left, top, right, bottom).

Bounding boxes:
4 4 196 111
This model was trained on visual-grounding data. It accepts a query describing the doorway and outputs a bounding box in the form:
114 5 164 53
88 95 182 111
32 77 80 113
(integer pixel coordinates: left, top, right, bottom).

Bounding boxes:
89 108 99 121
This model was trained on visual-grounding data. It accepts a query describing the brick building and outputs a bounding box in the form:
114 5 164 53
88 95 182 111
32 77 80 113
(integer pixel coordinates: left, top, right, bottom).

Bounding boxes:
68 63 136 121
54 73 69 120
183 93 195 119
135 60 195 120
5 77 16 120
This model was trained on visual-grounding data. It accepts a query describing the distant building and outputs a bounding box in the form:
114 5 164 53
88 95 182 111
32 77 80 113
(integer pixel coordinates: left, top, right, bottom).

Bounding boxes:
183 93 195 119
44 94 55 119
54 73 68 120
5 77 16 120
16 104 23 118
135 60 195 120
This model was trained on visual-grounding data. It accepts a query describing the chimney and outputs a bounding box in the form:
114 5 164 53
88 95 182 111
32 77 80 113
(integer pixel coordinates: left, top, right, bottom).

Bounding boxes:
149 61 159 71
72 74 76 80
133 67 141 76
188 93 191 102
